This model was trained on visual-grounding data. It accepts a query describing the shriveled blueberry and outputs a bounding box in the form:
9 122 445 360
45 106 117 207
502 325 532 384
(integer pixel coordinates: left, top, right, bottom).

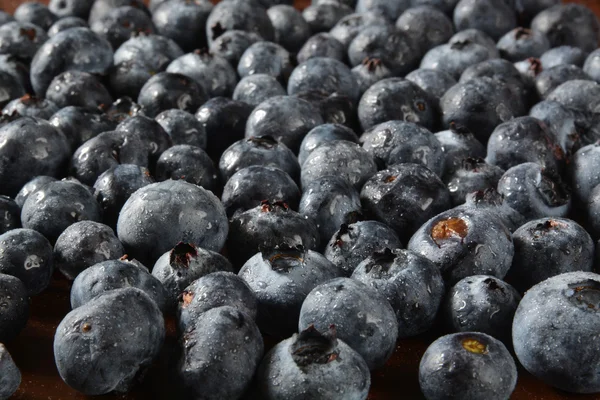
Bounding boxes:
299 277 398 370
329 12 390 48
137 72 207 118
541 45 587 69
45 70 113 109
49 0 95 19
419 332 517 400
351 58 393 97
267 5 310 53
152 0 213 52
0 117 70 197
420 40 493 80
0 273 29 342
14 2 57 31
90 6 155 50
232 74 285 107
459 188 526 232
356 0 410 21
54 287 165 395
0 228 53 295
255 326 371 399
513 272 600 393
0 343 21 398
0 71 25 109
497 27 550 62
435 127 486 178
396 6 454 54
453 0 516 41
221 165 300 217
405 68 456 104
302 1 353 34
152 242 233 311
117 180 228 265
0 22 47 63
445 158 505 206
155 109 206 149
352 248 444 338
208 30 262 68
205 0 274 44
298 123 358 166
297 33 345 64
14 176 57 208
238 41 293 84
178 306 263 399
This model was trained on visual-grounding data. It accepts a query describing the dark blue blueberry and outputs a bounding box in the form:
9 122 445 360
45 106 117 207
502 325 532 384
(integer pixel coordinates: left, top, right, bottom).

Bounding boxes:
585 184 600 239
109 59 159 100
396 6 454 54
0 196 20 235
237 41 294 84
348 25 419 76
0 54 31 93
245 96 323 153
194 97 253 160
583 48 600 83
497 162 571 221
14 2 57 31
360 120 445 175
0 228 53 296
267 5 311 53
137 72 208 118
435 127 486 178
177 306 263 399
205 0 274 45
0 71 26 110
329 11 390 48
531 3 600 53
21 180 102 243
301 140 377 190
352 248 445 338
0 117 70 197
445 158 505 206
239 244 341 336
88 0 150 25
47 16 88 37
546 79 600 115
405 68 457 104
299 277 398 370
410 0 458 14
514 0 560 25
443 275 520 343
289 56 359 101
294 90 360 132
30 27 113 96
50 106 117 150
155 109 206 149
302 1 353 34
351 58 394 98
0 12 14 27
298 123 358 166
115 115 172 166
457 190 523 234
177 271 258 332
220 136 300 183
93 164 153 229
155 145 218 192
152 0 213 52
117 180 228 265
14 176 57 208
358 78 437 132
453 0 516 41
54 287 165 395
535 64 591 99
90 6 155 50
497 27 551 62
208 30 263 69
449 28 500 58
528 100 582 155
101 96 145 123
0 22 48 63
221 165 300 218
49 0 95 19
569 143 600 204
0 273 29 342
297 33 345 64
3 94 59 120
541 45 588 69
419 332 517 399
0 343 21 398
356 0 410 21
255 326 371 399
408 208 514 285
299 175 362 250
152 242 233 311
232 74 286 107
513 271 600 393
420 40 493 80
361 163 451 240
45 70 113 109
167 49 237 98
53 221 124 280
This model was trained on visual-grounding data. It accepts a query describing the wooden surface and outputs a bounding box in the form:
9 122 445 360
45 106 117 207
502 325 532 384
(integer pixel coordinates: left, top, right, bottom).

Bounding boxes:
1 0 600 399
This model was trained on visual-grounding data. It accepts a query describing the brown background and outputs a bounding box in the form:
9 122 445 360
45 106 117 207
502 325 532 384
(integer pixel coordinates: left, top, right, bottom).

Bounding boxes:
2 0 600 399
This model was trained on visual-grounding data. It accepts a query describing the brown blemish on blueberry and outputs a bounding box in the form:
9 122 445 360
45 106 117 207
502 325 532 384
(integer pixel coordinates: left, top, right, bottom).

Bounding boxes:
169 242 198 268
248 135 278 148
19 28 37 41
462 157 485 172
384 175 397 183
365 248 396 273
527 57 543 75
266 244 305 272
431 217 468 245
211 23 226 39
291 325 339 368
415 100 426 112
81 323 92 333
462 338 488 354
484 278 504 293
514 27 532 40
567 280 600 310
332 224 351 247
362 57 382 72
181 291 194 308
260 200 289 213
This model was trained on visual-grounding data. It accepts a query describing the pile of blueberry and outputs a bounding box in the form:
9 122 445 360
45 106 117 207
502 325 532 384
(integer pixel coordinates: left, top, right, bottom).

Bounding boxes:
1 0 600 398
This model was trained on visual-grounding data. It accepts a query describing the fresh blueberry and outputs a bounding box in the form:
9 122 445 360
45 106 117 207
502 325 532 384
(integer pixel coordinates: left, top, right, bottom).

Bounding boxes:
115 115 172 166
396 6 454 54
298 123 358 166
435 127 486 179
569 143 600 204
0 54 31 93
205 0 274 45
289 58 358 105
156 145 218 191
583 48 600 83
232 74 286 107
117 180 228 266
546 79 600 116
497 27 550 62
0 344 20 399
351 58 393 97
155 109 207 149
54 287 165 395
405 68 457 104
49 0 95 19
445 158 505 206
152 0 213 52
294 90 360 132
449 28 500 58
528 100 583 155
90 6 155 50
0 22 48 63
297 33 345 64
137 72 208 118
535 64 591 99
238 41 294 84
355 0 410 21
88 0 150 25
45 70 113 109
419 332 517 400
0 12 13 27
101 96 145 123
0 71 25 110
420 40 493 80
302 1 353 34
514 0 560 25
410 0 458 14
14 2 57 31
14 176 57 208
329 12 390 49
47 16 89 37
208 30 263 69
352 248 445 338
453 0 516 41
541 45 588 69
267 5 311 53
0 228 53 296
0 196 20 235
0 273 29 342
2 94 58 120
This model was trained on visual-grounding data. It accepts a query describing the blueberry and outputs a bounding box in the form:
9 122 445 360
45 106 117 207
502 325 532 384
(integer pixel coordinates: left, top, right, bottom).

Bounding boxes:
195 97 253 160
583 48 600 83
49 0 95 19
245 96 324 153
14 2 57 31
152 242 233 310
396 6 454 54
352 248 444 338
45 70 113 109
358 78 437 132
299 277 398 370
0 228 53 296
514 0 560 25
541 45 588 69
351 58 393 97
238 41 294 84
497 27 550 62
329 12 390 49
221 165 300 218
220 136 300 183
410 0 458 14
152 0 213 52
294 90 360 132
0 273 29 342
102 96 145 123
355 0 410 21
535 64 591 99
0 196 20 235
292 60 359 107
405 68 457 104
208 30 263 68
0 12 13 27
420 40 493 80
155 109 206 149
0 344 20 397
546 79 600 115
298 123 359 166
14 176 57 208
54 287 165 395
137 72 208 118
90 6 155 50
2 94 58 120
528 100 582 155
435 127 486 178
297 33 346 64
497 162 571 221
445 158 505 206
449 28 500 58
453 0 516 41
115 115 172 166
267 5 311 53
531 3 600 53
0 71 26 110
301 140 377 190
325 220 402 276
255 325 371 399
158 147 218 191
513 271 600 393
408 208 514 285
302 1 353 34
360 121 445 175
419 332 517 400
299 175 362 250
348 25 419 77
88 0 150 25
0 117 70 197
232 74 286 107
177 271 257 332
117 180 228 266
178 306 263 399
205 0 274 45
0 22 48 63
0 54 31 93
48 17 89 37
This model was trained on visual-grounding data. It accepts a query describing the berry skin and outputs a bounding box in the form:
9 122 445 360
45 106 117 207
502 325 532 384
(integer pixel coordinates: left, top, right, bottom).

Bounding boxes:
329 12 390 49
396 6 454 55
155 145 218 192
0 343 21 399
0 196 20 235
497 28 551 62
0 273 29 342
445 158 505 206
267 5 311 53
232 74 286 107
298 123 359 166
151 0 213 53
453 0 516 41
137 72 208 118
46 70 113 110
205 0 274 45
541 45 587 69
154 109 207 149
297 33 346 64
238 41 294 84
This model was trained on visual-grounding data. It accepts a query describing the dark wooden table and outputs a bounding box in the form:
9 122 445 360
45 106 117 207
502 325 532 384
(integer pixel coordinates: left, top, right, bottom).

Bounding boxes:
2 0 600 399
